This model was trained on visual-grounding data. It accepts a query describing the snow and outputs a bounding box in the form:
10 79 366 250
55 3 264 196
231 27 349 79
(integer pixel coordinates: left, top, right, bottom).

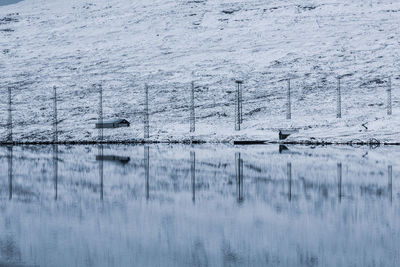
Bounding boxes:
0 0 400 143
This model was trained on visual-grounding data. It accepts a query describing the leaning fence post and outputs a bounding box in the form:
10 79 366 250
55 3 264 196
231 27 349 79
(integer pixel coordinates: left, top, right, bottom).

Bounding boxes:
98 84 103 142
53 86 58 143
190 81 195 133
337 77 342 118
286 79 291 120
387 77 392 115
144 84 149 139
235 80 243 131
7 87 12 143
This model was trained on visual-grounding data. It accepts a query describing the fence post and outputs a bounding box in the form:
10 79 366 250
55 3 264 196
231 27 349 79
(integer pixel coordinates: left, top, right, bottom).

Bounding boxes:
235 80 243 131
239 82 243 124
53 86 58 143
98 84 103 142
286 79 291 120
190 81 195 133
7 87 12 143
144 84 149 139
387 77 392 115
337 78 342 118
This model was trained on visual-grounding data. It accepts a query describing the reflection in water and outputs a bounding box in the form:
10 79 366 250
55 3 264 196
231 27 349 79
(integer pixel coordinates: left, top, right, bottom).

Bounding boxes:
0 144 399 267
191 151 195 203
96 155 130 164
235 152 243 203
144 146 149 200
7 146 12 200
388 165 392 203
53 144 58 200
98 144 103 200
287 162 292 202
337 162 342 202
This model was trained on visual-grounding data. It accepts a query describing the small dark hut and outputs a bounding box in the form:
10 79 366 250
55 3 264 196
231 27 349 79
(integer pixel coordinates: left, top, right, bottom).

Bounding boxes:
279 129 299 140
95 119 130 129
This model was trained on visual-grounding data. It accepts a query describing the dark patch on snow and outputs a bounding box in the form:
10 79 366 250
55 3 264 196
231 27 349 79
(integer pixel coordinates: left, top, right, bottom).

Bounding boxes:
0 28 14 32
222 8 241 15
0 14 19 25
297 5 317 11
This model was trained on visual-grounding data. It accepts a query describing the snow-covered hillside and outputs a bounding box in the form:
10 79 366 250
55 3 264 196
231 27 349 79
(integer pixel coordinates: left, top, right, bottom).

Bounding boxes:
0 0 399 143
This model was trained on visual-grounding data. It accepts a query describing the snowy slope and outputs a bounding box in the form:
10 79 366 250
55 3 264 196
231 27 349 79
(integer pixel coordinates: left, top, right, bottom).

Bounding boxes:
0 0 400 143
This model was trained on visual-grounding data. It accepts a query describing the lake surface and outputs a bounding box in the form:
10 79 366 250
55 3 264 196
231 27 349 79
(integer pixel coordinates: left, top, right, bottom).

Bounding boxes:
0 144 399 267
0 0 23 6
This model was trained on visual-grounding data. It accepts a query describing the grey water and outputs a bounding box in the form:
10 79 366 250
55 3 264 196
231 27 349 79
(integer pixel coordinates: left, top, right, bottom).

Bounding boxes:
0 144 399 267
0 0 23 6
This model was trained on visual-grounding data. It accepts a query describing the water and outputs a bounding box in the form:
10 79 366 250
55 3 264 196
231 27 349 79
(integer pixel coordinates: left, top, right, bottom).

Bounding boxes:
0 144 398 267
0 0 23 6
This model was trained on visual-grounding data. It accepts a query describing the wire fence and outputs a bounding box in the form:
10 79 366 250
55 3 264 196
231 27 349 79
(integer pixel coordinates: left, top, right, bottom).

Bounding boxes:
1 75 397 143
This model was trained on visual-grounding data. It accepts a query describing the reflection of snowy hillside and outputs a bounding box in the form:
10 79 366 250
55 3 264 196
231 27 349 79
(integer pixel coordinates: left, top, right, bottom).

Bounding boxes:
0 144 399 266
1 0 400 143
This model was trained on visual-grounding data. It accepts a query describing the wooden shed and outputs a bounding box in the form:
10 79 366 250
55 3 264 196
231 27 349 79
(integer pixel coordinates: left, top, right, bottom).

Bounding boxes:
95 119 130 129
279 129 299 140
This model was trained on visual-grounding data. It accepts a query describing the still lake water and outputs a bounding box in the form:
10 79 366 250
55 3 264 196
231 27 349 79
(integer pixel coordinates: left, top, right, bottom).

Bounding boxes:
0 144 398 267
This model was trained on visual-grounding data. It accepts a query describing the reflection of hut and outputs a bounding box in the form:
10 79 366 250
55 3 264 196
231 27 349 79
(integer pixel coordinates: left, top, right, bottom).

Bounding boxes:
95 119 130 129
96 155 131 164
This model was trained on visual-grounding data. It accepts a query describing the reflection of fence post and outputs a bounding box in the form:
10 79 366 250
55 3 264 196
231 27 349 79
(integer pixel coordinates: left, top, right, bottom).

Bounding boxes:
190 82 195 133
286 79 291 120
53 144 58 200
53 86 58 143
388 165 392 202
99 144 103 200
98 84 103 142
7 87 12 143
8 146 13 200
145 146 149 200
191 151 195 203
337 163 342 202
235 152 243 202
337 78 342 118
235 80 243 131
144 84 149 139
287 162 292 201
387 77 392 115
